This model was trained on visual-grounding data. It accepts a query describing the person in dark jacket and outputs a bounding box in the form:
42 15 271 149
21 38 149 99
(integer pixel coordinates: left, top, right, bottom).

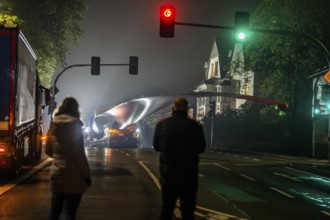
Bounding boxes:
153 97 206 220
46 97 91 220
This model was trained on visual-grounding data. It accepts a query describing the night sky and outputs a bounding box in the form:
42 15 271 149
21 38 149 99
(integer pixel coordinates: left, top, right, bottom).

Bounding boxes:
53 0 260 124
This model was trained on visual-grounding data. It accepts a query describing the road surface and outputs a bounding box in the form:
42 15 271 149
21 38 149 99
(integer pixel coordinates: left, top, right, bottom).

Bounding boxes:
0 147 329 220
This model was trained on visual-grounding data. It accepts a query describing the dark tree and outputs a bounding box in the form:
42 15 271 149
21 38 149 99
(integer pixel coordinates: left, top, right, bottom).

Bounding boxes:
0 0 88 87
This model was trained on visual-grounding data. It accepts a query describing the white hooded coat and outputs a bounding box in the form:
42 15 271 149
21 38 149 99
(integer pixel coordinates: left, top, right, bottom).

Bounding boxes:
46 114 91 194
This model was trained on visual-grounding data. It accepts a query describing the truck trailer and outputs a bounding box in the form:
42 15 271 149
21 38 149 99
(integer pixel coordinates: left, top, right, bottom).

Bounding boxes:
0 26 48 174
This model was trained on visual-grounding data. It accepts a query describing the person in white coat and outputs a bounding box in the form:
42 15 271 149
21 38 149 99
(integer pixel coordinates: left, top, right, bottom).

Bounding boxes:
46 97 91 220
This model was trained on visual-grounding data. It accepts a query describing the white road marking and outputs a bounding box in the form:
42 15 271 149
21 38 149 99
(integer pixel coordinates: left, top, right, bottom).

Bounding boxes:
240 174 256 182
199 163 217 165
273 172 303 182
269 187 295 199
0 158 53 196
213 163 231 171
321 211 330 217
138 161 161 190
196 205 248 220
125 153 130 156
138 161 247 219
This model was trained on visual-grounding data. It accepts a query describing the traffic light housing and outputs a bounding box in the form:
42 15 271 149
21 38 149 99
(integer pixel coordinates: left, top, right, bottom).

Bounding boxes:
160 5 175 38
129 56 138 75
234 12 250 42
91 56 100 75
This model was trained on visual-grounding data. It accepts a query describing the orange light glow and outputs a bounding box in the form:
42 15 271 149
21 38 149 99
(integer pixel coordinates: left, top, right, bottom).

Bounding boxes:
0 145 6 154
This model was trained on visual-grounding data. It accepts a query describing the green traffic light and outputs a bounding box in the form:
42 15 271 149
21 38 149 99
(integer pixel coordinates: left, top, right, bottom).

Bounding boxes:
235 31 248 42
237 32 246 40
234 12 250 42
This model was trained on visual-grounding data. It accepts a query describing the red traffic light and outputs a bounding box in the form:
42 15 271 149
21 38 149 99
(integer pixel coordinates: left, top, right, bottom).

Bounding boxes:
160 5 175 38
161 6 174 19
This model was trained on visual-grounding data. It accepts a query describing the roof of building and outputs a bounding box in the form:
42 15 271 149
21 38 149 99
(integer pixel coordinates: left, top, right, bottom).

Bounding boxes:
213 37 235 78
203 77 221 84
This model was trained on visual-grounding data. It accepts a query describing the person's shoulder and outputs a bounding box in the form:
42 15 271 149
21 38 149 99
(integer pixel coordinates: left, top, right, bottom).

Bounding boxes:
54 114 83 130
157 116 172 124
187 117 202 126
53 114 81 124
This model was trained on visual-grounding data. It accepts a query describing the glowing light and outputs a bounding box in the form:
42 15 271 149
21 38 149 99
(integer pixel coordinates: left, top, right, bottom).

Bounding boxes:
315 108 321 114
237 32 246 40
163 8 173 18
92 122 100 133
93 96 173 132
0 146 5 154
84 127 90 133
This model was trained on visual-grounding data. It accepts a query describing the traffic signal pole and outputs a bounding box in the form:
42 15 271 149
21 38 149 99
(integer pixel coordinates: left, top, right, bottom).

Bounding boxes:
160 5 330 160
251 28 330 66
172 18 330 161
175 22 232 31
53 63 129 88
48 63 126 114
49 56 138 114
175 21 330 63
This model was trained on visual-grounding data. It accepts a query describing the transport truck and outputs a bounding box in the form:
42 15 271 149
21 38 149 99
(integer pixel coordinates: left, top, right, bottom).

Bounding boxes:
0 25 48 174
87 125 140 148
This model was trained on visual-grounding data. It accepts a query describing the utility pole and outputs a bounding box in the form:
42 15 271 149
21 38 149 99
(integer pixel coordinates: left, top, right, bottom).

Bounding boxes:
209 100 216 149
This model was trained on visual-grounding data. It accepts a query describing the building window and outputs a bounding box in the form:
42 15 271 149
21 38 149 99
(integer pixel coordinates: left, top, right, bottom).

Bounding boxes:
243 78 249 95
215 62 218 77
210 63 214 78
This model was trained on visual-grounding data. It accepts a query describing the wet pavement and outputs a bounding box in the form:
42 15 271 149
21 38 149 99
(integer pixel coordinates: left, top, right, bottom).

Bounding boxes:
218 148 330 178
1 147 329 220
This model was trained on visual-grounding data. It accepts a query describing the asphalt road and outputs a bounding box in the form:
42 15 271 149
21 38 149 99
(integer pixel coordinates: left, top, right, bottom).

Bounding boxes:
0 147 329 220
